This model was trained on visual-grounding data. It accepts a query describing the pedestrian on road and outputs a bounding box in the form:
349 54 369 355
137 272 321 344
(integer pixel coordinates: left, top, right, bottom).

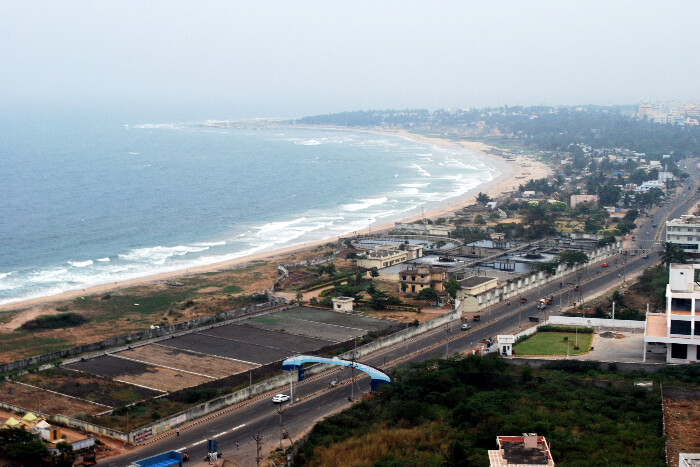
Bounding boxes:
176 428 180 437
236 442 240 450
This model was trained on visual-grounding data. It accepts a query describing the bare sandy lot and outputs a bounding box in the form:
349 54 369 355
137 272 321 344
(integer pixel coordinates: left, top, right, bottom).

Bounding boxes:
114 344 257 378
67 355 212 392
0 380 107 416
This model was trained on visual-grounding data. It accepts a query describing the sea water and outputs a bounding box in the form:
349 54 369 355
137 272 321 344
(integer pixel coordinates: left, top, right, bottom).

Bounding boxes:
0 113 497 305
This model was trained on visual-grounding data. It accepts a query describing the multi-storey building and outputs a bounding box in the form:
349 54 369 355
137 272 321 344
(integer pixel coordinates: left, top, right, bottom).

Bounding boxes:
665 215 700 254
644 263 700 363
399 265 447 293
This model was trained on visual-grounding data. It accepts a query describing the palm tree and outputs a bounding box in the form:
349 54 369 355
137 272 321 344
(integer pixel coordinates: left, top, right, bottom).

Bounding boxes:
661 242 688 268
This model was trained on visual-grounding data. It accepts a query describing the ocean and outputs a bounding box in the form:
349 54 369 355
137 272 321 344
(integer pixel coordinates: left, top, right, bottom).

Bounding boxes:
0 113 497 305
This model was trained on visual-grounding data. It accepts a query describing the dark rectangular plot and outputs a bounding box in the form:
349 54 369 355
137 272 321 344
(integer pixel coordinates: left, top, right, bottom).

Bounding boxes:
200 324 335 351
161 333 291 365
68 354 154 378
245 314 366 342
282 307 395 332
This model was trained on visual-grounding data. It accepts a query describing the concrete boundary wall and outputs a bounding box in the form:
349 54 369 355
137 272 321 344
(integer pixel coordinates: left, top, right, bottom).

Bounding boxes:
475 243 620 309
0 298 286 374
547 315 646 330
128 308 460 443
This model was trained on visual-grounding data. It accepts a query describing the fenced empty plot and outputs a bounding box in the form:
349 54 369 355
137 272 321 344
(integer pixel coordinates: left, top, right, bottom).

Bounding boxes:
15 368 159 408
0 380 108 416
286 307 396 332
245 314 367 342
113 344 256 378
67 355 211 392
161 333 291 364
200 323 335 352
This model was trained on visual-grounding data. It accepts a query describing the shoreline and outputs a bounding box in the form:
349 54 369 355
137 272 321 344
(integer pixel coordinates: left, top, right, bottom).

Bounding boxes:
0 129 550 312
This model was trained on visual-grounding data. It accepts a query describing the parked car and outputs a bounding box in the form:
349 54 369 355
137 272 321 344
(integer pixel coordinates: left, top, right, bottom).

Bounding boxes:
272 394 291 403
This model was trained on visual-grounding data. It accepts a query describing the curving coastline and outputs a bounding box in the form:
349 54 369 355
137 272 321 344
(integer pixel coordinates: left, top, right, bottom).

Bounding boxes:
0 130 550 312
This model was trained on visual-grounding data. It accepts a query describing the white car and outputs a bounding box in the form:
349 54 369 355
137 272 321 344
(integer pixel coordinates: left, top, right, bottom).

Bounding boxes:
272 394 290 403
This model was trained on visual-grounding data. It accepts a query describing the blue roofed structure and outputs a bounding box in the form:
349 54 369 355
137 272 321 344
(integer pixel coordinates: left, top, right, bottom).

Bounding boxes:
130 450 183 467
282 355 390 390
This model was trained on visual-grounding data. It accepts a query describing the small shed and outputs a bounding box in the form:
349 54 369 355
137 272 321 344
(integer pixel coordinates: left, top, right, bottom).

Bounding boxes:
497 335 515 356
35 420 61 442
332 296 355 313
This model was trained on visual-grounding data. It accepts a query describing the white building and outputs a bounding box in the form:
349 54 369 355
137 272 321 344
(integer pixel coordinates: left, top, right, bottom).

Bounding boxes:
644 264 700 363
665 215 700 254
331 296 355 313
393 222 454 237
636 180 664 192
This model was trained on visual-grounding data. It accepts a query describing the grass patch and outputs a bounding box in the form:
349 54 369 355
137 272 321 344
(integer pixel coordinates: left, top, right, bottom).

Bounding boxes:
514 332 592 356
20 313 88 330
252 317 278 325
222 285 243 294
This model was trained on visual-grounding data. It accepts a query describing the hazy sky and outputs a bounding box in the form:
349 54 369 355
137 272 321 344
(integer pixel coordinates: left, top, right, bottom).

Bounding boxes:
2 1 699 119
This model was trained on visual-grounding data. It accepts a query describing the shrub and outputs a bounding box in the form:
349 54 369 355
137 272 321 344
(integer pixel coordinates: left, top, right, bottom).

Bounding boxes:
20 313 88 330
537 325 593 334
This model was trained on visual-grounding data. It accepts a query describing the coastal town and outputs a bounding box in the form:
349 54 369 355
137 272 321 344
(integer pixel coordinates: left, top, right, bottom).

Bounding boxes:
0 104 699 466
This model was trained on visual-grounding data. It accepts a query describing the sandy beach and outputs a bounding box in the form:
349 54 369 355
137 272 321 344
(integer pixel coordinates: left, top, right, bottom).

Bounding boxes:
0 130 550 312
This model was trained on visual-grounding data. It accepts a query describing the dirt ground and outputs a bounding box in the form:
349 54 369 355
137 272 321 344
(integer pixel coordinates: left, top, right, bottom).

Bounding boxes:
114 344 257 378
0 380 107 416
664 396 700 467
15 367 160 408
67 355 212 392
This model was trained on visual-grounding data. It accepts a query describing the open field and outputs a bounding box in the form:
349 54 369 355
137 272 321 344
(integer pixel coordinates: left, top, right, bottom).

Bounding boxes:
200 323 335 352
114 344 256 378
161 333 292 364
67 355 212 392
15 368 161 408
514 332 593 356
0 380 109 416
285 307 397 332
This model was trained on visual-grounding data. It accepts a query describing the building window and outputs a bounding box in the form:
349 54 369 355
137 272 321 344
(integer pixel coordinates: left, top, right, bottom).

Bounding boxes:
671 298 692 312
671 343 688 359
670 320 691 335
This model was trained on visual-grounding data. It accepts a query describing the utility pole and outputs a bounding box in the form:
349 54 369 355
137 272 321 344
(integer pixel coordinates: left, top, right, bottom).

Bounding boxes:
518 298 522 330
445 322 450 357
254 431 263 467
277 406 285 450
612 301 616 331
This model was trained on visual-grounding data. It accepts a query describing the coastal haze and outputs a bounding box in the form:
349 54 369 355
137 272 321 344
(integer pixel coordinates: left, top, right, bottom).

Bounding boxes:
1 1 699 119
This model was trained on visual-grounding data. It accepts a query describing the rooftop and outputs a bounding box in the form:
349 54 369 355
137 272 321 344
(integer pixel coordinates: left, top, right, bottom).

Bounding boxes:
645 314 667 338
488 435 554 467
460 276 498 287
668 215 700 225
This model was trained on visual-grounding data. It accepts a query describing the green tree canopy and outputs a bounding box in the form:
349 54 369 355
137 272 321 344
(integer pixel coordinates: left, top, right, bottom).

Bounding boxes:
415 287 439 302
444 279 461 300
